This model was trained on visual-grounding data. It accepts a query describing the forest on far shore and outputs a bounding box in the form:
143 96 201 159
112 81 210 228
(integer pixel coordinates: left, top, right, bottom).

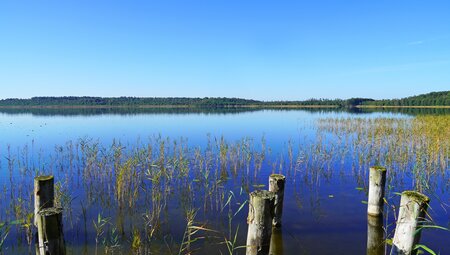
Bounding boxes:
0 91 448 107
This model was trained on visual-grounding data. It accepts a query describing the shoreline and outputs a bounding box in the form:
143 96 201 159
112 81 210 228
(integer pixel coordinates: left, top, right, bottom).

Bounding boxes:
0 104 449 109
356 105 450 109
0 104 340 109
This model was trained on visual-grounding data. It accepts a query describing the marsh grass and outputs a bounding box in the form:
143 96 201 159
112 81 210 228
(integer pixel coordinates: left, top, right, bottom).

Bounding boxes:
0 222 9 254
0 115 448 253
220 190 248 255
316 115 449 192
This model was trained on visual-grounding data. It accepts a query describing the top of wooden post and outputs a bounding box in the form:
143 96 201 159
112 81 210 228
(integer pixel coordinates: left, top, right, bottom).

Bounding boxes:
250 190 275 200
35 175 54 181
370 166 387 172
269 174 286 180
402 190 430 203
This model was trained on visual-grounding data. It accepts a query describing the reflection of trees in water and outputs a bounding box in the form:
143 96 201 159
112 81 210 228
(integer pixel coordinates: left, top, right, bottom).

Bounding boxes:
1 106 449 117
0 107 262 116
353 107 450 115
0 107 349 117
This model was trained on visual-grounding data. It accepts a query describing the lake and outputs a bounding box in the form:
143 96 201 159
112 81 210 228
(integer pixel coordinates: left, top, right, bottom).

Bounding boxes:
0 108 448 254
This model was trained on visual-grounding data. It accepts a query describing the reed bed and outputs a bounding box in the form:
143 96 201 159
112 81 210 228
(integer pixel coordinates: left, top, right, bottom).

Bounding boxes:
0 115 448 254
316 115 449 192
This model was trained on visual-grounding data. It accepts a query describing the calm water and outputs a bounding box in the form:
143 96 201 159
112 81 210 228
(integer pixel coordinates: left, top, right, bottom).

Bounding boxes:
0 108 448 255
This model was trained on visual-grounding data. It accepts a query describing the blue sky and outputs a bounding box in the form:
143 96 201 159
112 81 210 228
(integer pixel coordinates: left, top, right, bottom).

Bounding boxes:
0 0 449 100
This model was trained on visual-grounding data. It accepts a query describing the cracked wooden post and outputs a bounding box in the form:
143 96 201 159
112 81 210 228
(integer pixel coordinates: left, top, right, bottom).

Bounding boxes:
37 207 66 255
368 166 387 216
34 175 55 226
390 191 430 255
367 215 385 255
34 175 55 254
269 174 285 227
246 190 275 255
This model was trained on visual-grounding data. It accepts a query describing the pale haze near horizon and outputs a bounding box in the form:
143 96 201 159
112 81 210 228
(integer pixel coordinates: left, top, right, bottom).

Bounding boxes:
0 1 449 100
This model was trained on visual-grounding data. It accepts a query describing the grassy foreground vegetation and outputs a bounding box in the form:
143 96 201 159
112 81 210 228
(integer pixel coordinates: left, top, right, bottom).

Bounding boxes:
0 115 448 254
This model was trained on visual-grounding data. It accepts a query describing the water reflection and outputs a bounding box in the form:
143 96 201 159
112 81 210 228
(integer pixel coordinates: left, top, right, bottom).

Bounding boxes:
269 228 284 255
367 215 385 255
0 107 261 116
0 109 448 254
1 106 448 117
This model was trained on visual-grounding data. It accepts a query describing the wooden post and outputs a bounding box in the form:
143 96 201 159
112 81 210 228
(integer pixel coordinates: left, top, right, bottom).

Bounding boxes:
269 174 286 227
34 175 55 226
368 166 387 216
390 191 430 255
37 207 66 255
367 215 385 255
269 227 284 255
34 175 55 255
246 190 275 255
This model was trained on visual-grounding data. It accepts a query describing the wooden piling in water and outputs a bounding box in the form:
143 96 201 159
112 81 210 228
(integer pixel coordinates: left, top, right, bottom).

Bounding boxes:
35 175 55 254
246 190 275 255
390 191 430 255
34 175 66 255
367 166 387 216
37 207 66 255
268 174 285 227
34 175 55 226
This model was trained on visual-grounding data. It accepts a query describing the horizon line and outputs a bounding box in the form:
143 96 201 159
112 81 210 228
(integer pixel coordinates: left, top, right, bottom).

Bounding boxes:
0 90 447 102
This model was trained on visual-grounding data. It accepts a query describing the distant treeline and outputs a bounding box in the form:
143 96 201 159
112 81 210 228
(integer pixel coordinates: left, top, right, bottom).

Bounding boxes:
361 91 450 106
266 97 376 107
0 91 448 107
0 96 356 107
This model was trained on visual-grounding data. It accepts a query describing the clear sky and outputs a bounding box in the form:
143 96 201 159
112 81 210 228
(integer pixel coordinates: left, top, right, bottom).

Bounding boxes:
0 1 449 100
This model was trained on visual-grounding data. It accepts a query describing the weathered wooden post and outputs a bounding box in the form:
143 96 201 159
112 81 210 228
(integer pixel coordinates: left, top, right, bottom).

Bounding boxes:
269 227 284 255
34 175 66 255
34 175 55 226
246 190 275 255
37 208 66 255
390 191 430 255
367 215 385 255
35 175 55 254
268 174 285 227
368 166 387 216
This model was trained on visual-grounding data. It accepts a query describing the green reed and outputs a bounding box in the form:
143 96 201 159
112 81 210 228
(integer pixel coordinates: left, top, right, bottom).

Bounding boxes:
0 115 448 253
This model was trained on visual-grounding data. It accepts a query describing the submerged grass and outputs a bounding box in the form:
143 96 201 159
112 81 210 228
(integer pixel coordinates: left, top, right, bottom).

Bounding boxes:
317 115 449 192
0 115 448 253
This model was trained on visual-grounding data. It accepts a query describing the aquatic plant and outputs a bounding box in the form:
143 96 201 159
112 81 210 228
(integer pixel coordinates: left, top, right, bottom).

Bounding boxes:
0 222 9 253
93 213 110 255
221 190 248 255
0 114 448 253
